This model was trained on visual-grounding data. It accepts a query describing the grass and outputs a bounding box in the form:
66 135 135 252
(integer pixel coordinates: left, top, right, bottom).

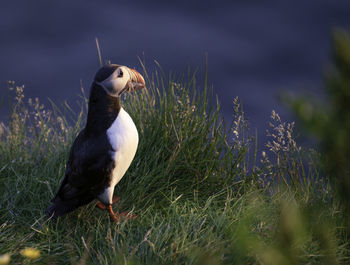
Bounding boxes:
0 56 349 264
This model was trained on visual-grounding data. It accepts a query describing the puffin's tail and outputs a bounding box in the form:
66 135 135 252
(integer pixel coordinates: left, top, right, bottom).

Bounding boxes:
46 195 94 220
46 199 76 219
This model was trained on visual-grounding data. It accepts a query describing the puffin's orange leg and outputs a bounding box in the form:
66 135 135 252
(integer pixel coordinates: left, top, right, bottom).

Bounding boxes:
95 196 136 222
107 205 120 223
96 195 120 210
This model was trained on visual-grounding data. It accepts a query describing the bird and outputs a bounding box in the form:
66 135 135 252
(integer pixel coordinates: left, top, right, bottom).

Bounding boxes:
46 63 145 222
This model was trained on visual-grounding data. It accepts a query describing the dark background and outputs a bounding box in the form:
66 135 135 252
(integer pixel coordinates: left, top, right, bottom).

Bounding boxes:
1 0 350 148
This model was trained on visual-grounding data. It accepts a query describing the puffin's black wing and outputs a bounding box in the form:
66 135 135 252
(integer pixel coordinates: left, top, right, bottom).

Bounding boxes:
46 130 115 218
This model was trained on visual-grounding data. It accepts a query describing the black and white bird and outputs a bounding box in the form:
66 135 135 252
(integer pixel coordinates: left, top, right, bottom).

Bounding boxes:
46 64 145 222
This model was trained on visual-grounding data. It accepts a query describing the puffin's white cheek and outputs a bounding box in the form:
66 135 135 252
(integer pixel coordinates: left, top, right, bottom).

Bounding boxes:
112 79 128 92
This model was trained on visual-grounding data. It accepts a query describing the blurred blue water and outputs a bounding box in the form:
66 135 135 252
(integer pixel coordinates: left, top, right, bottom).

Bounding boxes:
1 0 349 149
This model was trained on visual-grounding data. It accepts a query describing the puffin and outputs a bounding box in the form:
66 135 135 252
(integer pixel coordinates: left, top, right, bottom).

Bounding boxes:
46 63 145 222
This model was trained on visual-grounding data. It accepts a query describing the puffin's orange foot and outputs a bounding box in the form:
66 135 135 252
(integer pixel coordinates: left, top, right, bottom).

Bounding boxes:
96 195 120 210
107 205 120 223
109 213 120 223
109 212 136 223
120 212 137 220
101 203 136 223
96 201 107 210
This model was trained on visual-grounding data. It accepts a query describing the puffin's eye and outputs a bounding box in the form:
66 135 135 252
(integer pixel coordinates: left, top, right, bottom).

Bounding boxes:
118 69 123 78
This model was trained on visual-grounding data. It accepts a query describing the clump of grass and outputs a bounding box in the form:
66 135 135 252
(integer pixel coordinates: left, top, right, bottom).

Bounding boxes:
118 65 249 207
0 56 349 264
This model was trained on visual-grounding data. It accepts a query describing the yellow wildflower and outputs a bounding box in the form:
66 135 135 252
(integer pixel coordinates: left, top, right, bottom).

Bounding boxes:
20 247 40 259
0 254 10 265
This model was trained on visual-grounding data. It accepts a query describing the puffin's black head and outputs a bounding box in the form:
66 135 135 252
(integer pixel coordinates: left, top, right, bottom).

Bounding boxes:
93 64 146 97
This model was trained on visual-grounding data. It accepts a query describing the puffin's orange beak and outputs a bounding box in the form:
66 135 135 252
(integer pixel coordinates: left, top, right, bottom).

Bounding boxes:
127 68 146 91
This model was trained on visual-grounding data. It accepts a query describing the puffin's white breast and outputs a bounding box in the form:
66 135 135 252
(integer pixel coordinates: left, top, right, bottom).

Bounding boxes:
98 107 138 204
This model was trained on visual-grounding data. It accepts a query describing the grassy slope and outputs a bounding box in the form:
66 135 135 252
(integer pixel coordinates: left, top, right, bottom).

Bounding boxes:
0 65 348 265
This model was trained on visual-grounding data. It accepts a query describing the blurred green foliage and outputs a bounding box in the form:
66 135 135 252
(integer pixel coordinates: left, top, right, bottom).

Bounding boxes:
289 30 350 227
